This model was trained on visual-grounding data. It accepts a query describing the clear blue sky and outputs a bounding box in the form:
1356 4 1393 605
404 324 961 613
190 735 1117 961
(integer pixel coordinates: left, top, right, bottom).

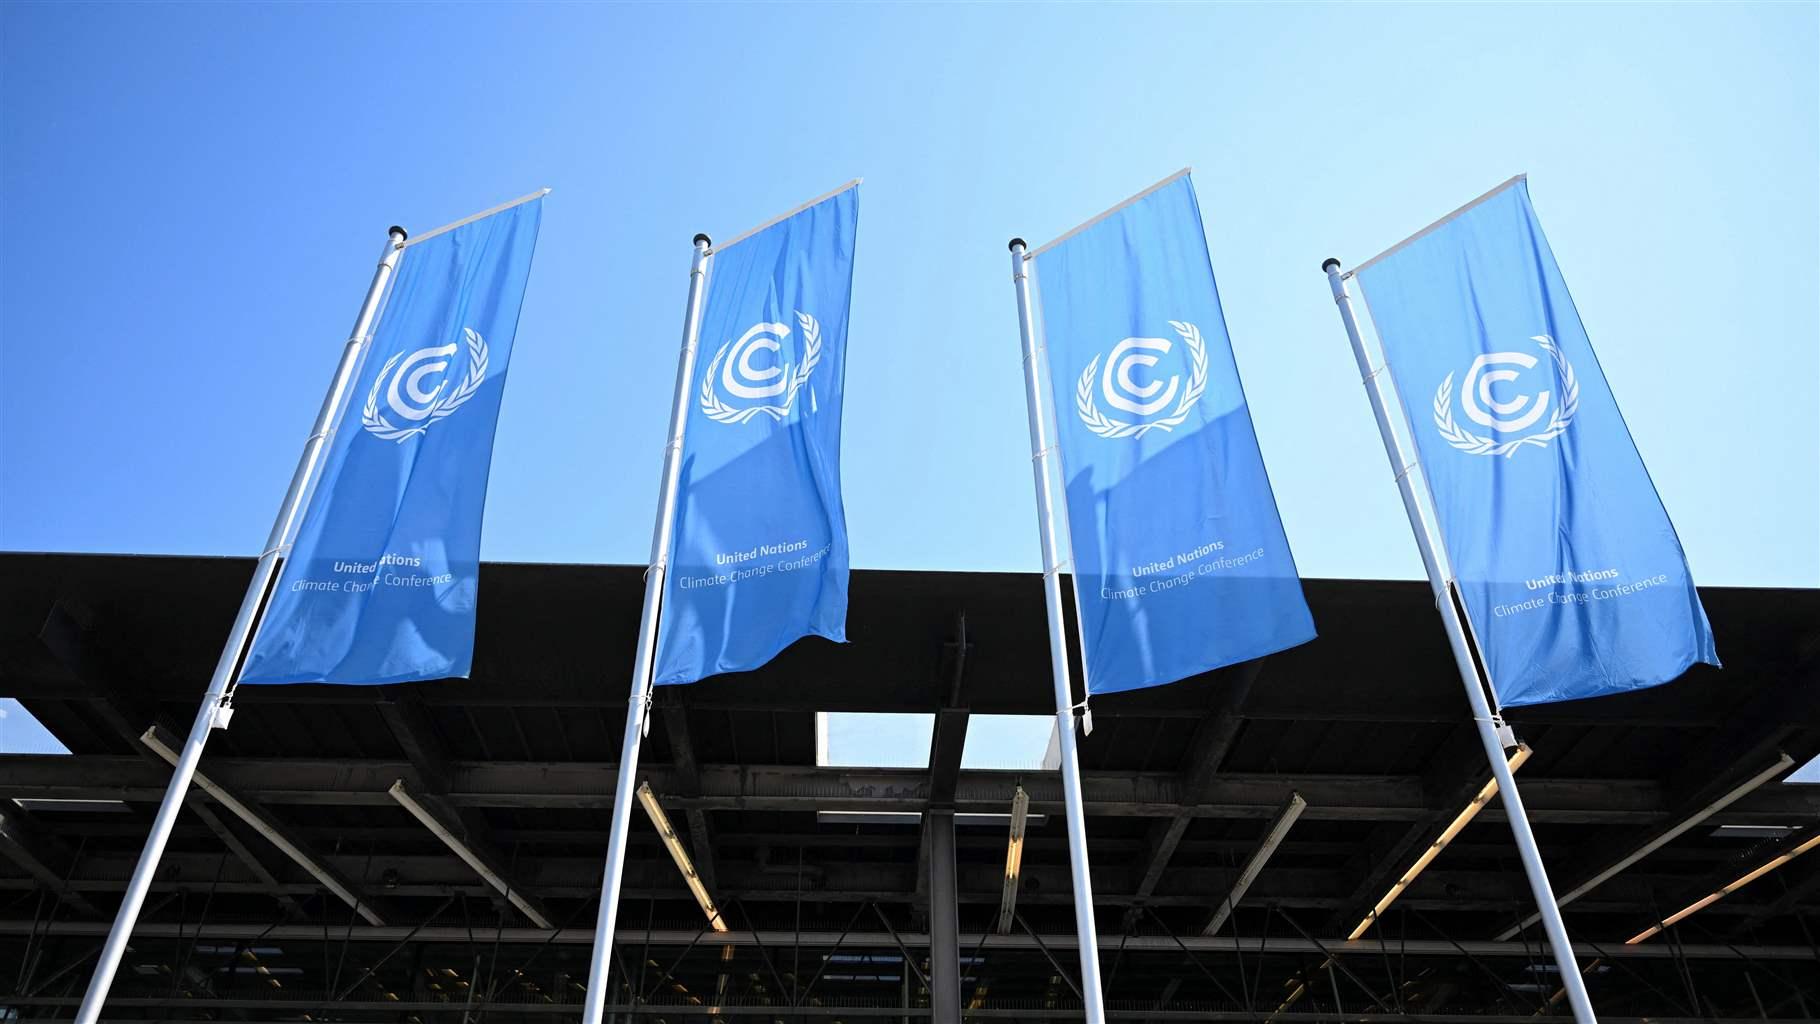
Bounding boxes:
4 2 1816 595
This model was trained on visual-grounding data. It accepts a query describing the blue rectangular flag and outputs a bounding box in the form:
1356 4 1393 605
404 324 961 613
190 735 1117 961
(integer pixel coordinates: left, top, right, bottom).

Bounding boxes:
1032 171 1314 695
1354 176 1717 706
239 194 544 685
653 183 857 684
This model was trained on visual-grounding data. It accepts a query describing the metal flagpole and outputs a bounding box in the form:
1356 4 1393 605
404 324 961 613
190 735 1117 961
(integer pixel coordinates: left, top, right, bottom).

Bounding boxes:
1008 238 1108 1024
75 226 410 1024
1321 259 1598 1024
580 233 714 1024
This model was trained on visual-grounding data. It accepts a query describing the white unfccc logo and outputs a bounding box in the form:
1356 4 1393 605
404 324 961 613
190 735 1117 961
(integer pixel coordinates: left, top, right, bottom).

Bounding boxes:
362 328 489 442
699 312 822 424
1075 320 1208 439
1433 334 1579 457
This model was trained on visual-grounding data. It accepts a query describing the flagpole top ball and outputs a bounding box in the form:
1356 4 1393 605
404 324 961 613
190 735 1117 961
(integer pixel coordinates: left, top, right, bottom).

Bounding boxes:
1321 257 1342 273
694 233 712 247
1008 237 1027 252
389 226 408 241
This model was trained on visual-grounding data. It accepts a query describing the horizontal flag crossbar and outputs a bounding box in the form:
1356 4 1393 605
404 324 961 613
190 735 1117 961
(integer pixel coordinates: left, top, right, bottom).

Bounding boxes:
711 179 862 254
1026 167 1192 260
1348 173 1527 277
403 188 551 248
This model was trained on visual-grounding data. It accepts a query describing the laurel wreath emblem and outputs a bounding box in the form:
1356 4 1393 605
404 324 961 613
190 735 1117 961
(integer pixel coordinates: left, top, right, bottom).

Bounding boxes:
699 311 822 425
1075 320 1210 439
361 328 490 443
1432 335 1579 457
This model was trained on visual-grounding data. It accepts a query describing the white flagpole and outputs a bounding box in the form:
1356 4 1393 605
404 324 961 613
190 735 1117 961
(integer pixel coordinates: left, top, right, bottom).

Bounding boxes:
1008 238 1108 1023
75 226 409 1024
580 232 713 1024
1321 259 1598 1024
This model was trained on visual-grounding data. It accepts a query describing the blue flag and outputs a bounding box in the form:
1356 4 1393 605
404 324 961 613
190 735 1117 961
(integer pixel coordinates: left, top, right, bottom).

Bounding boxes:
240 195 544 685
652 184 857 685
1355 177 1717 706
1032 171 1314 695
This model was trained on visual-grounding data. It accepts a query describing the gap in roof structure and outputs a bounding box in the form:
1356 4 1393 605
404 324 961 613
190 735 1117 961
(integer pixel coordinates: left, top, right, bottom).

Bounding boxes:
0 698 68 755
814 712 1061 771
962 715 1056 770
816 712 933 767
1788 753 1820 785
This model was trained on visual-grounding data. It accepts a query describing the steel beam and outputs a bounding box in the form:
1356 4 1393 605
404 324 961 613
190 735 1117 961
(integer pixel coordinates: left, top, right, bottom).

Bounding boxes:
1178 662 1259 802
0 804 98 916
928 708 970 806
1133 816 1193 906
12 755 1812 824
2 919 1815 960
929 614 972 807
377 690 459 793
10 851 1805 920
1131 664 1257 905
1495 752 1796 940
15 993 1802 1020
6 666 1765 728
39 601 307 919
183 798 302 916
927 809 961 1024
1203 791 1306 936
917 618 972 917
1663 667 1820 805
1150 976 1183 1024
660 700 719 893
388 778 552 927
1727 855 1820 936
378 688 535 897
1324 734 1495 934
34 600 161 752
138 724 386 925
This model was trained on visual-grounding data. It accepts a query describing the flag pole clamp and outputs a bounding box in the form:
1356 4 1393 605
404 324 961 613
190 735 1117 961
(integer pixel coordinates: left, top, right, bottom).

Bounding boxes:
1068 697 1094 736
